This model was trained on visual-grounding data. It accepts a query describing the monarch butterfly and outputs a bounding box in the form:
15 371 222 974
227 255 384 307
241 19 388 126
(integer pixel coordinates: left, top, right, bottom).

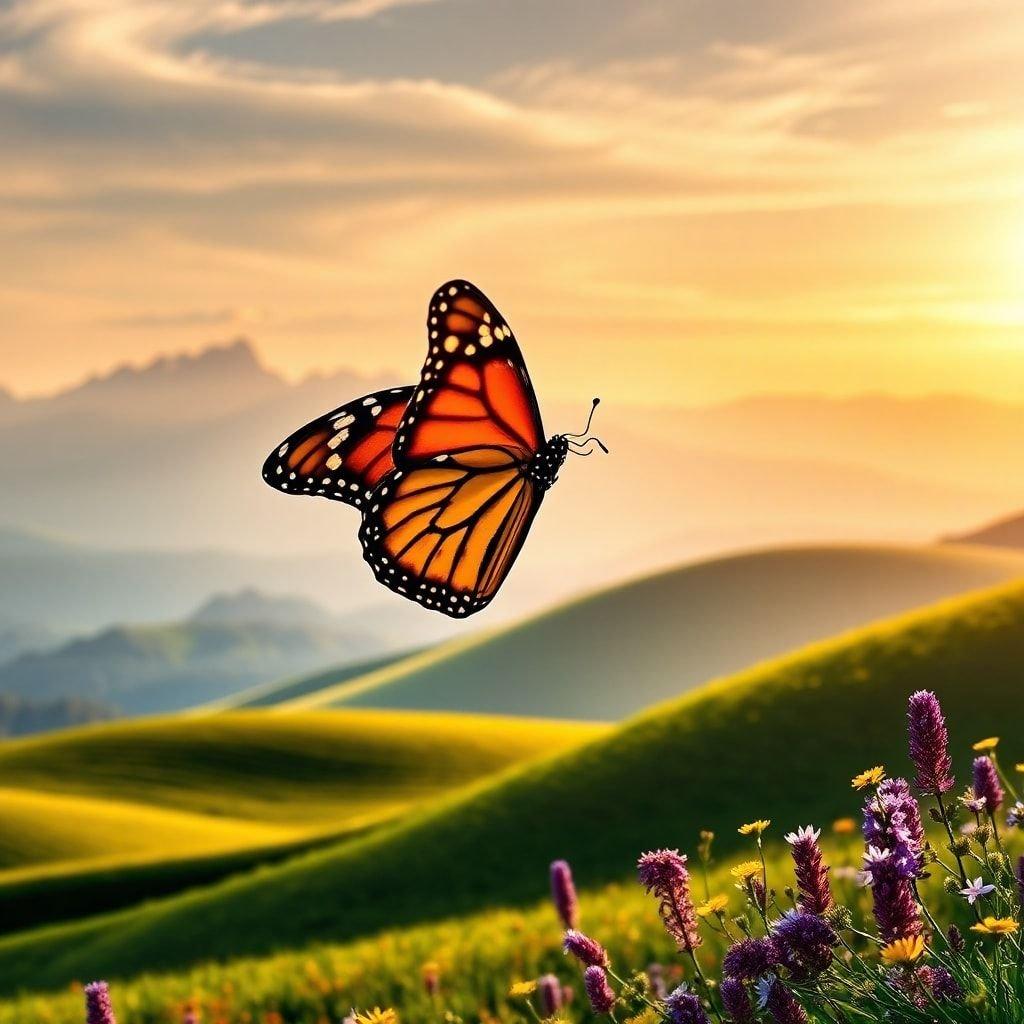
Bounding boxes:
262 280 606 618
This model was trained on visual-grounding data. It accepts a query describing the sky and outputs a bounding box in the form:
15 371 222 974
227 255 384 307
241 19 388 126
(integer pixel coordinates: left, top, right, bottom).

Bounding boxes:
1 0 1023 405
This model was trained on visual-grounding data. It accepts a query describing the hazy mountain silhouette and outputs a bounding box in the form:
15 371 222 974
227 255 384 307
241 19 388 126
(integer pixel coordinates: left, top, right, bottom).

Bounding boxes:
943 510 1024 550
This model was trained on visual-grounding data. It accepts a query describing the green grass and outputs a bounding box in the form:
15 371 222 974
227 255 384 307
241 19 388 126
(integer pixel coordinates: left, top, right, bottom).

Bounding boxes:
282 543 1024 720
0 577 1022 994
1 830 1017 1024
0 710 601 938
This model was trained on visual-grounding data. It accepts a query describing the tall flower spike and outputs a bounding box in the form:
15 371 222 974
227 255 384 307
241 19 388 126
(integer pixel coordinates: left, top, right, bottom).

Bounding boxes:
761 977 809 1024
583 966 616 1015
550 859 579 930
537 974 562 1017
785 826 833 915
972 756 1004 814
1016 856 1024 906
84 982 117 1024
722 937 781 981
563 929 609 968
637 849 701 952
907 690 954 795
720 978 755 1024
664 986 711 1024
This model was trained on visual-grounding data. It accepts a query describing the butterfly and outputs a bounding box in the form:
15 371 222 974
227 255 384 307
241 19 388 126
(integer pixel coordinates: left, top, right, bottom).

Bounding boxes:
262 280 606 618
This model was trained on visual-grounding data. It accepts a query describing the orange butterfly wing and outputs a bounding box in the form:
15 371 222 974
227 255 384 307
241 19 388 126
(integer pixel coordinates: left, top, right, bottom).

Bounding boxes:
360 281 545 617
262 386 413 510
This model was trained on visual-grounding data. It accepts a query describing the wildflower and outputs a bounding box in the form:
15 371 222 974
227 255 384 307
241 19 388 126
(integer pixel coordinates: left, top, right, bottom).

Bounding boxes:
538 974 562 1016
550 860 579 930
719 978 755 1023
583 966 616 1015
509 980 537 998
881 936 926 964
772 911 837 981
959 788 987 813
626 1012 662 1024
972 756 1004 813
917 966 963 1003
971 917 1019 936
738 820 770 836
831 817 856 835
663 985 710 1024
959 877 996 905
972 737 999 752
1016 762 1024 773
947 923 965 953
421 961 440 997
757 976 808 1024
730 861 761 882
907 691 955 794
1017 856 1024 905
647 963 667 1000
84 982 117 1024
1007 801 1024 828
353 1011 398 1024
722 937 781 981
785 825 833 915
563 929 609 968
637 849 701 952
695 894 728 918
852 766 885 790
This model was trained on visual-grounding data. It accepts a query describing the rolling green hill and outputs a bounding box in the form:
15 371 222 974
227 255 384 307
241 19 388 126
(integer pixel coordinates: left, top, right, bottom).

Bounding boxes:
0 710 601 935
0 577 1022 993
269 543 1024 719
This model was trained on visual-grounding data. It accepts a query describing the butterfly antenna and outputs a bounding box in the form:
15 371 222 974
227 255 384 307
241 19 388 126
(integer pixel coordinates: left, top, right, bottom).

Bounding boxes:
564 397 601 439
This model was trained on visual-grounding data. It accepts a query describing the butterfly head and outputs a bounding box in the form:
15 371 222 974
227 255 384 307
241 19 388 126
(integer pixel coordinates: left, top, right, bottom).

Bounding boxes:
529 397 608 491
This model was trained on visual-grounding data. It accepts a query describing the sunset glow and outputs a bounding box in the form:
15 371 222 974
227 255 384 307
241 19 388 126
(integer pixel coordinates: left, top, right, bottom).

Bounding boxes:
1 0 1023 404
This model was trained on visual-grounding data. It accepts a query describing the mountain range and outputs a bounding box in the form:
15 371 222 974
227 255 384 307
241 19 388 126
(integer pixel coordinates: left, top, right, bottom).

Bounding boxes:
3 340 1022 632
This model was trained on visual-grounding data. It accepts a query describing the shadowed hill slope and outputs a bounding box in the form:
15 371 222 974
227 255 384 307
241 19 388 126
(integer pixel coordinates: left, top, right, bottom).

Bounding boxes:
270 544 1024 720
1 579 1023 991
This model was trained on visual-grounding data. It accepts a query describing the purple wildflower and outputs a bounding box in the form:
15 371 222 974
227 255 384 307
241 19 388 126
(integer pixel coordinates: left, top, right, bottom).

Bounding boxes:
538 974 562 1016
664 985 710 1024
84 982 117 1024
918 966 963 1004
1016 856 1024 906
972 756 1004 813
637 849 701 952
647 962 667 1000
862 777 924 943
785 826 833 915
907 691 954 795
583 965 616 1015
947 924 965 954
563 929 609 968
720 978 755 1024
758 977 808 1024
550 859 579 930
772 911 837 981
722 937 781 981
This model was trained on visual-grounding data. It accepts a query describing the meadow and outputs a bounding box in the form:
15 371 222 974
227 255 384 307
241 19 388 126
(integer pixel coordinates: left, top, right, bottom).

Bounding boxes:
0 576 1022 998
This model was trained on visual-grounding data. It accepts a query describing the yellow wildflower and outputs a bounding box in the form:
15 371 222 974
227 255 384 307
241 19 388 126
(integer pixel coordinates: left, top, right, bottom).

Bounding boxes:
880 936 926 964
972 737 999 752
625 1011 662 1024
730 860 762 882
1015 763 1024 774
852 766 886 790
695 894 729 917
354 1011 399 1024
971 917 1019 936
738 820 771 836
832 817 857 835
508 981 538 998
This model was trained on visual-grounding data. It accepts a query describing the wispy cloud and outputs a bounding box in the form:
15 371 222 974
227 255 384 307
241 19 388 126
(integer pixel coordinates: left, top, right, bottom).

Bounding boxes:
1 0 1022 400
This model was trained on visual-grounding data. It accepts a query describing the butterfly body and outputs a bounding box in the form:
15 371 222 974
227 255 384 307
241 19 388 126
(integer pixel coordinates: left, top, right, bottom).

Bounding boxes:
526 435 569 491
263 280 604 619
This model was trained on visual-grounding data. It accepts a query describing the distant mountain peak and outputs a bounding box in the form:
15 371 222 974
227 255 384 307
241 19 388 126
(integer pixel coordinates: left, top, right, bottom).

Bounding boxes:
188 588 338 628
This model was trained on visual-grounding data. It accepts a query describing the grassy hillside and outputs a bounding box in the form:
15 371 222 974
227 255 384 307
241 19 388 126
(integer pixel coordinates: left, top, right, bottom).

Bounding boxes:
219 648 425 709
1 578 1022 992
0 710 600 935
278 543 1024 719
